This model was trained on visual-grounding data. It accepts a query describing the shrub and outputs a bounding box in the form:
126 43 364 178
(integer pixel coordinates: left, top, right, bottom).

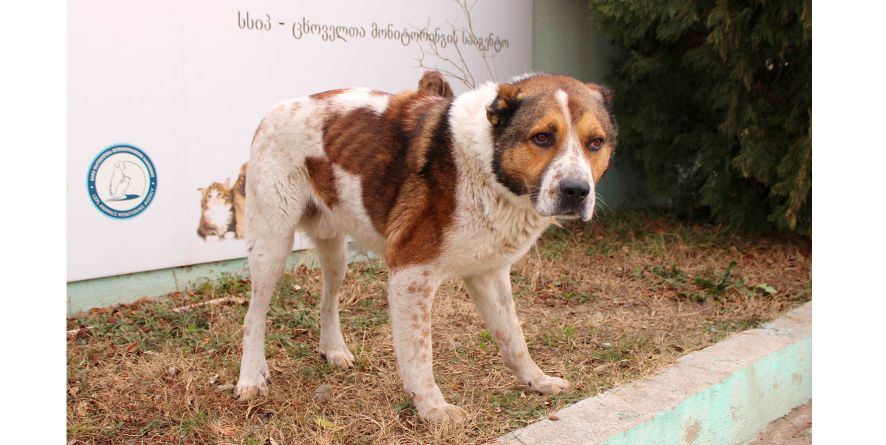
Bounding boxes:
589 1 811 235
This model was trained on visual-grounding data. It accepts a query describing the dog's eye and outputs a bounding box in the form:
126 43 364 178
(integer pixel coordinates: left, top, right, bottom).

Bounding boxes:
531 132 555 147
588 137 605 152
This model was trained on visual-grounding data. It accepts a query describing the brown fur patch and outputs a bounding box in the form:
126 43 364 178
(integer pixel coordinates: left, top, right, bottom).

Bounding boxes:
310 89 347 100
319 92 456 269
496 112 566 196
573 111 614 182
585 82 614 108
304 156 340 207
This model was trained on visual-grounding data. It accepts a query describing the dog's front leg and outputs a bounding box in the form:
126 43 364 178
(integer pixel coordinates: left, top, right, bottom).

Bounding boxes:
388 266 467 422
464 266 571 394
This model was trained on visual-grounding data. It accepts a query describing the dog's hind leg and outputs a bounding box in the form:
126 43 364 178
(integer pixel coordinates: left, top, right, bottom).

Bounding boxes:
235 174 304 402
463 266 571 395
309 233 355 369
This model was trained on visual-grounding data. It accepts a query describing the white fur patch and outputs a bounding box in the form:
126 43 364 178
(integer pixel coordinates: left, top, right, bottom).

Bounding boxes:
536 90 596 220
508 71 545 83
449 82 526 206
444 82 553 275
328 88 389 115
327 165 386 253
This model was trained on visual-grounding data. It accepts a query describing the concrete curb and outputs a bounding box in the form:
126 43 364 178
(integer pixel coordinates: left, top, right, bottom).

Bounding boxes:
498 302 811 445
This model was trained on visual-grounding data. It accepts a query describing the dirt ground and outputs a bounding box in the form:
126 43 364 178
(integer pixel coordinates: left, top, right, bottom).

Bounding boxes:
753 401 812 444
67 210 811 444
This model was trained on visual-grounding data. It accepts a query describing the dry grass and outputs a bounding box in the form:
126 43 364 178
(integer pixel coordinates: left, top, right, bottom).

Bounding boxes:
67 210 811 445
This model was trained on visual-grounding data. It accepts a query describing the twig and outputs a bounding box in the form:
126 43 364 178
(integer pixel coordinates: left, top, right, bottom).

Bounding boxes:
173 296 247 313
456 0 497 81
411 0 501 90
414 29 474 88
67 326 92 340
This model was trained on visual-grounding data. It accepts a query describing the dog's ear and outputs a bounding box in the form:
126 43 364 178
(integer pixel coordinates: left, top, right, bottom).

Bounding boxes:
486 83 521 127
586 83 614 109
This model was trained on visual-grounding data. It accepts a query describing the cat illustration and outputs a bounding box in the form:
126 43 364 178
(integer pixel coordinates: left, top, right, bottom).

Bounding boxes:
196 163 248 241
197 179 234 240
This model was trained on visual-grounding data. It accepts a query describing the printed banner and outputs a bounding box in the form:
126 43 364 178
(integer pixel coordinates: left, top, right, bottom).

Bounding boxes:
68 0 532 281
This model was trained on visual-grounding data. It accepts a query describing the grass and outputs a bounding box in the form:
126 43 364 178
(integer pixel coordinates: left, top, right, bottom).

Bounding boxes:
67 209 811 444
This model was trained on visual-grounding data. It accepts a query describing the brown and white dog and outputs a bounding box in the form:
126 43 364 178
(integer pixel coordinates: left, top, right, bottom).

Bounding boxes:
235 73 617 422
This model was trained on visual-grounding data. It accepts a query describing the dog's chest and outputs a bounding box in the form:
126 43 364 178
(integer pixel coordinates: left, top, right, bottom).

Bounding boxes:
442 190 550 273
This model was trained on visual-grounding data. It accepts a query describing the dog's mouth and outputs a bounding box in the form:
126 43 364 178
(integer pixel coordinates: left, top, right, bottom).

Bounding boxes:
552 203 594 222
533 204 586 220
555 210 582 219
555 208 589 222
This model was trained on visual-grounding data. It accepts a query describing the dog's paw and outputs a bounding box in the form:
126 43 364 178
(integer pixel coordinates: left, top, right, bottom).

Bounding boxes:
235 365 270 402
419 402 469 423
528 375 571 395
319 347 355 369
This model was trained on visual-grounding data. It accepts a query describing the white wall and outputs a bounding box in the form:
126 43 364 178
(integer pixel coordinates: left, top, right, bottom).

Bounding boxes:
68 0 532 281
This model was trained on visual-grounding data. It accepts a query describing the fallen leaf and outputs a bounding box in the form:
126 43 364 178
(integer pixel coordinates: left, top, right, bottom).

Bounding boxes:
314 416 335 430
75 401 90 417
216 425 235 436
756 283 778 295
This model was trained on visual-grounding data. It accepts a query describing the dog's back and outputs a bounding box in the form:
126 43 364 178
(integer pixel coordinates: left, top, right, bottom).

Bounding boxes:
247 87 456 263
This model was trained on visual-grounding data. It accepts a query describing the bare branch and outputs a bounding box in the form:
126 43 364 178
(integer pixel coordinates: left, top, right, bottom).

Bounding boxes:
455 0 497 82
410 19 474 88
408 0 501 90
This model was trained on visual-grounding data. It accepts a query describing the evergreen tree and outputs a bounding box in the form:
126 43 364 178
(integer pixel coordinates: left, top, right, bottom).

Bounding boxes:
589 1 811 234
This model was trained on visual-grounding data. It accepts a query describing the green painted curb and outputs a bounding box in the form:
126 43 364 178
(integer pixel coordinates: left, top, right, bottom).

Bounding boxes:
603 337 811 445
499 303 812 445
67 245 376 316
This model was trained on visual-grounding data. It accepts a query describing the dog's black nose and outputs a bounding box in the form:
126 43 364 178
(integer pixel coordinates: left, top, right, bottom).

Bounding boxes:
559 178 590 205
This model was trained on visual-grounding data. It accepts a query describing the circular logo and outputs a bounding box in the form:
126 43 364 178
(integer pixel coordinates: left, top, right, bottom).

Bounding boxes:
87 144 157 219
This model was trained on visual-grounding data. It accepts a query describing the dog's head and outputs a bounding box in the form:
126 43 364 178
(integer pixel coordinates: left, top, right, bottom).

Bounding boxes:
487 74 617 221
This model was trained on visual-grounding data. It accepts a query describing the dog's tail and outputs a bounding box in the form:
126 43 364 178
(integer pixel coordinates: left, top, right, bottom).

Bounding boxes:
417 70 454 98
